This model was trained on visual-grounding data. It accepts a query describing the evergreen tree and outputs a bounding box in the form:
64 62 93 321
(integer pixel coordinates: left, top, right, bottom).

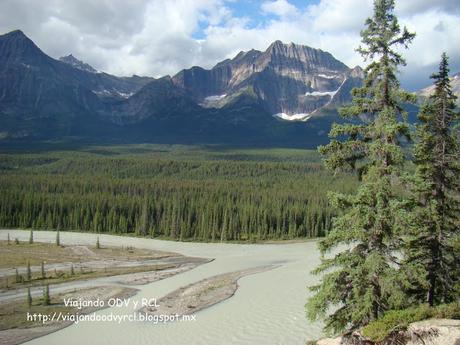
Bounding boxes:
26 261 32 281
139 194 149 237
41 261 46 279
56 229 60 246
96 236 100 249
7 233 10 245
404 53 460 306
29 229 33 244
27 287 32 308
307 0 415 333
42 284 50 306
15 268 20 283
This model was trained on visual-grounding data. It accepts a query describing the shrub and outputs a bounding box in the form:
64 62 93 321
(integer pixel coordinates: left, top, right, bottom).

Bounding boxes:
362 302 460 342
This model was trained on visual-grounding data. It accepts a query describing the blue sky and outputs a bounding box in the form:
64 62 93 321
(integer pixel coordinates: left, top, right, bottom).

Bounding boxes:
193 0 320 39
1 0 459 90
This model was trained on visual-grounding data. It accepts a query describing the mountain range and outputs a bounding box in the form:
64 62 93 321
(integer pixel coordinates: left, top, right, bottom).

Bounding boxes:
0 29 454 147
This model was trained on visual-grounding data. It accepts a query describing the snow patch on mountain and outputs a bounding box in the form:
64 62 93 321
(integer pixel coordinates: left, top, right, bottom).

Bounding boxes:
273 113 313 122
317 74 339 79
204 94 227 102
200 94 227 108
305 78 347 98
93 89 133 98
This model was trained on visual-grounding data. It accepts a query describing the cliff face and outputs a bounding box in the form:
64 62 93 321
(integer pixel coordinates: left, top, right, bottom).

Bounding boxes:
172 40 363 120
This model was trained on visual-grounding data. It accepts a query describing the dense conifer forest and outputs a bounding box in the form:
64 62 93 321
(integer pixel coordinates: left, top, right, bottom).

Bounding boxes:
0 145 357 241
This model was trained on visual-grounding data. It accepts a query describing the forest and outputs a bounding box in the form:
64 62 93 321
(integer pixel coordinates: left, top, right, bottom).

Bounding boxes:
0 145 358 241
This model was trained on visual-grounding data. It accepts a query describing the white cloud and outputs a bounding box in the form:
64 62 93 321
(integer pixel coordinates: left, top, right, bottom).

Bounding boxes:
0 0 458 89
307 0 372 33
261 0 299 18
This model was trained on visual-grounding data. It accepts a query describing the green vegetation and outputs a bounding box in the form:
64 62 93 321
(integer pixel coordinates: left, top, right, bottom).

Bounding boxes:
403 53 460 306
0 145 357 241
307 0 459 342
362 302 460 342
27 287 32 308
42 284 50 306
307 0 416 333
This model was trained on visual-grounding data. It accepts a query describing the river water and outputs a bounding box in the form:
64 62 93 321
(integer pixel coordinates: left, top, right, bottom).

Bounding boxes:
2 230 324 345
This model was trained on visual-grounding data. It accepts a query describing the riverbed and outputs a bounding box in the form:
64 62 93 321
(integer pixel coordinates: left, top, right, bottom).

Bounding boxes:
1 230 324 345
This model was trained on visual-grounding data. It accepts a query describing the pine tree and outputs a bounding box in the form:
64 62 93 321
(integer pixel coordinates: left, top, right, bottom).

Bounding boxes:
15 268 20 283
307 0 415 334
139 195 149 237
404 53 460 306
56 229 60 246
29 229 33 244
42 284 50 306
26 261 32 281
27 287 32 308
7 233 10 245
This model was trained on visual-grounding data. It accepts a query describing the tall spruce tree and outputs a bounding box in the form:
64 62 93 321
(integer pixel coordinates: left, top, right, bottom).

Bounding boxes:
405 53 460 306
306 0 415 333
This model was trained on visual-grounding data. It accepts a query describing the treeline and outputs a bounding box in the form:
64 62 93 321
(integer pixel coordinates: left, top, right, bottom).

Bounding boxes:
0 152 357 241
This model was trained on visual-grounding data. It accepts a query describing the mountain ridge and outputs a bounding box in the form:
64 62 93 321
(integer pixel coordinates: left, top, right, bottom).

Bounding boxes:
0 29 363 146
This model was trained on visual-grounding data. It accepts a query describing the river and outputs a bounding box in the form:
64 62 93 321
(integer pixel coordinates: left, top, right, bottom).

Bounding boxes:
2 230 324 345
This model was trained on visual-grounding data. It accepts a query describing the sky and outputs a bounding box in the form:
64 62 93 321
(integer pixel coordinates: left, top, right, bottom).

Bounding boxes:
1 0 459 90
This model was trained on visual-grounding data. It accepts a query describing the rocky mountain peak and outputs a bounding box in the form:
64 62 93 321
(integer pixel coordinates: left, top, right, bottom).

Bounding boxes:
0 29 47 65
350 65 365 79
262 40 348 72
59 54 98 73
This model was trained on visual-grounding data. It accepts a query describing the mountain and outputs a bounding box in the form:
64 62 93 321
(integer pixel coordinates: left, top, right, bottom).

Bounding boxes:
59 54 98 73
416 72 460 106
172 40 363 121
0 30 363 146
